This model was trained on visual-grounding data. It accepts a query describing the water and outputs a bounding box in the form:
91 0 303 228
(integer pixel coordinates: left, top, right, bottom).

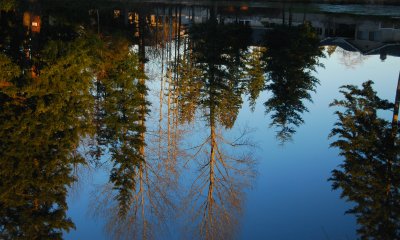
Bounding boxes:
1 1 400 239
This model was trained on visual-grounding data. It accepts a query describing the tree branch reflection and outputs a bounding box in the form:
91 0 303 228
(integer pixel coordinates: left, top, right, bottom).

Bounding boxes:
329 80 400 239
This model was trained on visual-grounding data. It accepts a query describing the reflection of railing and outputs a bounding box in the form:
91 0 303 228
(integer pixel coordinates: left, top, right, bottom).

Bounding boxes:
320 37 400 57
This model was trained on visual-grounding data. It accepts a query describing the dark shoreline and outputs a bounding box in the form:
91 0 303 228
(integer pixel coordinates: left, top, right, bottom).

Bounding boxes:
23 0 400 6
122 0 400 6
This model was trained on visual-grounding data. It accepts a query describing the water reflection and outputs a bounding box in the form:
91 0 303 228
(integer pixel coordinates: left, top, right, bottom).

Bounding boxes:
329 80 400 239
182 15 256 239
0 24 95 239
189 15 251 129
1 1 400 239
263 22 324 142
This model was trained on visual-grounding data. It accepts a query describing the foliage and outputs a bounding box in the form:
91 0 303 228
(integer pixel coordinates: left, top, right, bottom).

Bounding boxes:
329 81 400 239
244 47 267 111
0 36 95 239
0 0 17 11
0 6 150 237
190 18 252 129
0 53 20 88
263 23 324 142
175 57 203 124
100 40 149 217
185 18 256 240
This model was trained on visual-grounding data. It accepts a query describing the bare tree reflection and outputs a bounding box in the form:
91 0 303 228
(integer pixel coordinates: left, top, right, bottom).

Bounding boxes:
184 124 256 240
89 10 179 240
336 48 370 69
182 12 257 239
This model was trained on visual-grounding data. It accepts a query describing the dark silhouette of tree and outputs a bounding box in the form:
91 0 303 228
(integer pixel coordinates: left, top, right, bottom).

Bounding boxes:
182 16 256 240
329 80 400 239
262 23 324 142
190 17 251 129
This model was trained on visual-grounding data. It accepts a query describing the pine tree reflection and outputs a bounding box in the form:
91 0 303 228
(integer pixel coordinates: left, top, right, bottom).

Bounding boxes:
183 14 256 240
0 5 155 239
262 23 324 142
89 12 179 240
329 80 400 239
0 21 96 239
0 2 337 239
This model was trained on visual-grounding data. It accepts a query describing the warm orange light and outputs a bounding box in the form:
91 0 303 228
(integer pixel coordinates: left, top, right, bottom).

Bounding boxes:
151 15 156 26
0 81 13 88
31 16 41 33
114 10 121 18
31 66 38 79
23 12 31 28
240 5 249 11
128 12 134 24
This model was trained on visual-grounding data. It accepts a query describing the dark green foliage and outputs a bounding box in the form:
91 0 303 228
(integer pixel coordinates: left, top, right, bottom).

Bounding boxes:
329 81 400 239
245 47 266 111
0 0 17 11
190 18 252 128
0 5 149 236
263 23 324 142
0 36 95 239
175 57 203 124
104 53 148 217
87 37 149 217
0 10 26 73
0 53 20 84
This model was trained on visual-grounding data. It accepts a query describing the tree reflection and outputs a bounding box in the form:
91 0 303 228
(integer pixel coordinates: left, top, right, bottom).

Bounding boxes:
262 23 324 142
336 48 370 69
184 123 256 240
190 17 251 129
1 2 333 238
329 81 400 239
88 8 258 239
0 5 152 239
88 12 180 240
99 38 149 217
0 35 95 238
245 46 267 111
183 16 256 240
0 0 17 11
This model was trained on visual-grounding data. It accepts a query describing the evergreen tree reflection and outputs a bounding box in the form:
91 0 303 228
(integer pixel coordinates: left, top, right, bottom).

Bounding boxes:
89 12 175 240
329 81 400 239
0 5 150 238
0 34 96 239
184 15 256 240
190 16 251 129
262 23 324 142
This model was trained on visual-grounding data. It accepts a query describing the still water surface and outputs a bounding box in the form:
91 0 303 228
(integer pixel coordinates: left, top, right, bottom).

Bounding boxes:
1 1 400 239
